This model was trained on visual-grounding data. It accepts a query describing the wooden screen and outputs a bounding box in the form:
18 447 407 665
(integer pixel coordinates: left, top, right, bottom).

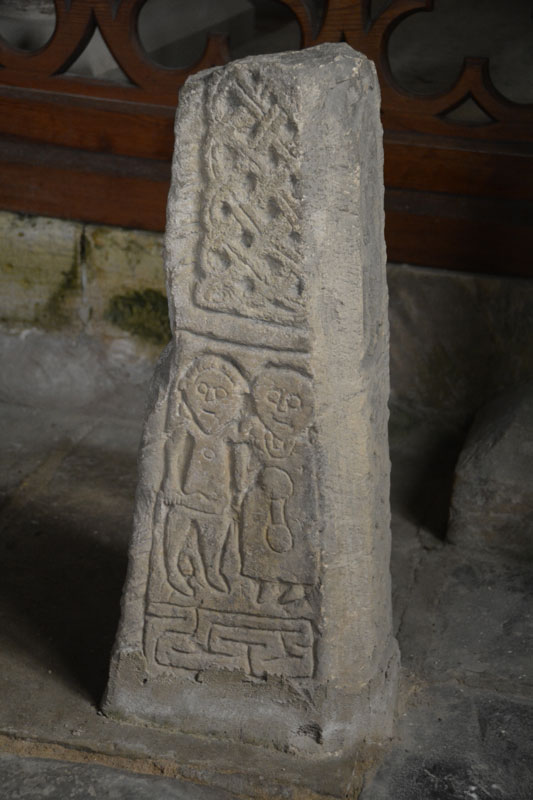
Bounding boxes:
0 0 531 275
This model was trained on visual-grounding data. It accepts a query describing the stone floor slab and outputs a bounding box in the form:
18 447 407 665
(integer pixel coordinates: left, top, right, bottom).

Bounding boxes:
0 752 238 800
360 686 533 800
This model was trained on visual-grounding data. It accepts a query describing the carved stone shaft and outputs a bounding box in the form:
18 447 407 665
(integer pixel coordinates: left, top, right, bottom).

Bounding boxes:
105 42 399 773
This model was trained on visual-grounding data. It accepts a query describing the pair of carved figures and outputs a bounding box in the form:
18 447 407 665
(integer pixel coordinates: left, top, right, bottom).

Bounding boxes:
160 354 317 606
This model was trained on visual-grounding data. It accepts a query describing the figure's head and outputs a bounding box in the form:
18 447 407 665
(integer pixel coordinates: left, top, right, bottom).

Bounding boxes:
180 355 245 434
253 367 313 440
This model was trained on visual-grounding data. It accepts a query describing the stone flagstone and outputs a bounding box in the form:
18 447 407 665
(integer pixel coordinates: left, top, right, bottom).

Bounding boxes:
104 43 398 792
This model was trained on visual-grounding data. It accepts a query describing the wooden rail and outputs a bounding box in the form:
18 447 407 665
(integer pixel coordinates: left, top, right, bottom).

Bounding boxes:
0 0 532 275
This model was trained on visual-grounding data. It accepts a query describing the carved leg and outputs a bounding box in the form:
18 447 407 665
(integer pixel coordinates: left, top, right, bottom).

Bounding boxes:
164 506 194 596
196 517 230 593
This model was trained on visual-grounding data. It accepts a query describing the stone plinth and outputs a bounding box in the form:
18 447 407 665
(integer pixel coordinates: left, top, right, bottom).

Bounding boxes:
448 383 533 559
104 43 398 792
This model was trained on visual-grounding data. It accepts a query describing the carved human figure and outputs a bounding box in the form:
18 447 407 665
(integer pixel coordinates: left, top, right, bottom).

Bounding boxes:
241 366 318 604
161 355 247 596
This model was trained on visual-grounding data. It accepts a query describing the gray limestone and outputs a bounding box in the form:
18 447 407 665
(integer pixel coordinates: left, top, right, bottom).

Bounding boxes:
448 383 533 558
104 43 398 787
0 753 238 800
387 263 533 426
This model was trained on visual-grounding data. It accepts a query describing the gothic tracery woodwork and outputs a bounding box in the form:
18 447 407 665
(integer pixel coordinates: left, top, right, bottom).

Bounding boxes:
0 0 531 274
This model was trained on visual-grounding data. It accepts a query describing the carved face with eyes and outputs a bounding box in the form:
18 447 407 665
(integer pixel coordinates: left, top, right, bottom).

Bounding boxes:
253 367 313 440
181 356 244 434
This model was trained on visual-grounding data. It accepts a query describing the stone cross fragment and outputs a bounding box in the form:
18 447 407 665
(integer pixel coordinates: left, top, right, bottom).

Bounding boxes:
104 42 399 782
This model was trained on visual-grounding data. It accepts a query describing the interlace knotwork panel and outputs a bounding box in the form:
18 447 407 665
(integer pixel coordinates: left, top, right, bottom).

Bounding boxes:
195 65 305 325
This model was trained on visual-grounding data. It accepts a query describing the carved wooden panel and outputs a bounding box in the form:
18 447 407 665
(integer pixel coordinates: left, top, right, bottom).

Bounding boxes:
0 0 532 275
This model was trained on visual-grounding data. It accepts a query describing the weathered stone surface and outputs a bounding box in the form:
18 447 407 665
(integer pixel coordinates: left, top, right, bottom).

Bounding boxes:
360 686 533 800
448 383 533 558
0 753 238 800
104 43 398 784
83 225 167 344
0 328 153 411
388 263 533 424
0 212 82 328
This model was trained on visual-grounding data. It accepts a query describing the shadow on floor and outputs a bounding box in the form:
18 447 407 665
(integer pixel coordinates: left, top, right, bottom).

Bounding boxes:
390 422 465 539
0 499 128 706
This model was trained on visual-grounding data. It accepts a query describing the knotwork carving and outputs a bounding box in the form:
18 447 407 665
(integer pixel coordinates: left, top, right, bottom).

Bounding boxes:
145 609 314 679
194 65 306 325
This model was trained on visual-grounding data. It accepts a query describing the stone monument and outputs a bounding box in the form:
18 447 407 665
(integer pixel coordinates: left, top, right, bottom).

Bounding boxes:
105 42 398 785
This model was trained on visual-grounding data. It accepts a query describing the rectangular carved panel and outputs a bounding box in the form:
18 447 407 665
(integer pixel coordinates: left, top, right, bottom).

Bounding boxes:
146 610 314 678
195 66 306 325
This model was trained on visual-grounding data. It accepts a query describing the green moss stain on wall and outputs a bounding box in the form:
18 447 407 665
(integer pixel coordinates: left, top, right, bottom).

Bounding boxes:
106 289 170 345
38 255 81 330
0 212 171 353
0 213 83 326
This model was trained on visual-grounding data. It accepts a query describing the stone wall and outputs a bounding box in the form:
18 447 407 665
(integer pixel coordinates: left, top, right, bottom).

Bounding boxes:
0 211 166 410
1 209 532 422
0 210 167 349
